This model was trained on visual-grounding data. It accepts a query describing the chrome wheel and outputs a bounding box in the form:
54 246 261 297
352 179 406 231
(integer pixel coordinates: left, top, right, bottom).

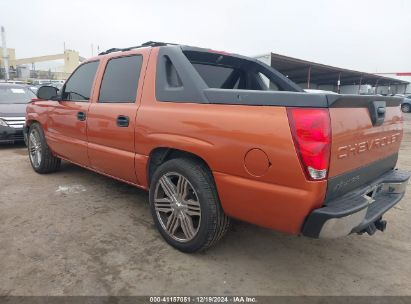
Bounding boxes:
154 172 201 242
402 104 410 113
29 129 42 168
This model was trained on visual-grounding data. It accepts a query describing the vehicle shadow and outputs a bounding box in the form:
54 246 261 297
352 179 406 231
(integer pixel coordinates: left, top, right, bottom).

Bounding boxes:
58 160 410 261
0 142 26 150
10 159 411 295
59 160 410 257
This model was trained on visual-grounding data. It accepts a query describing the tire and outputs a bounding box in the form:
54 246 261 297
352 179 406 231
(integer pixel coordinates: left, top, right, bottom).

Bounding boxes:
149 158 230 253
28 123 61 174
402 103 411 113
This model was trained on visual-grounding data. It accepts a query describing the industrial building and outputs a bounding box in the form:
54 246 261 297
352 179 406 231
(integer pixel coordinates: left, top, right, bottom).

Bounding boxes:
1 26 84 81
256 53 410 95
0 48 83 80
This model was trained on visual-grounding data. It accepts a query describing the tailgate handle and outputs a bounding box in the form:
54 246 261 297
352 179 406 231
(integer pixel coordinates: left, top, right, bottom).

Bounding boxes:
368 101 386 126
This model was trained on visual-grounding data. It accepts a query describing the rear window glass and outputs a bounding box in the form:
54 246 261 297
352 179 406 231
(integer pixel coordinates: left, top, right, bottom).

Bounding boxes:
259 72 279 91
0 86 36 104
184 50 284 91
192 64 235 89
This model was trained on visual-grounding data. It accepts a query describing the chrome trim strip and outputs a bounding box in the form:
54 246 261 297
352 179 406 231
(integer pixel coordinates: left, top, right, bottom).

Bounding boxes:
319 208 367 238
0 117 26 120
381 182 408 194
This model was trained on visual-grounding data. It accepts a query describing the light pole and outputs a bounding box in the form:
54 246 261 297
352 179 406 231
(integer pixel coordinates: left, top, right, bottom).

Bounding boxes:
1 26 10 81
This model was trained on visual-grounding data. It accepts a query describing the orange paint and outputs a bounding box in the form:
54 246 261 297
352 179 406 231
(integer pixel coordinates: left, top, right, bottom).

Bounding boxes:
25 46 404 236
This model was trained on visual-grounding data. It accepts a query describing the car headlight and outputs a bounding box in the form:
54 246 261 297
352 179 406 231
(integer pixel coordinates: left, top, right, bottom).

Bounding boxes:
0 119 8 127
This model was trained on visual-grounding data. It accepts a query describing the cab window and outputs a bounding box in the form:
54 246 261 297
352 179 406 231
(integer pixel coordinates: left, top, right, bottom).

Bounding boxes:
98 55 143 103
62 61 99 101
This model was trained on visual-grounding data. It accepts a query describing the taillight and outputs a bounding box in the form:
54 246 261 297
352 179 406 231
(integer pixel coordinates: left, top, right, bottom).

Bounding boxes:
287 108 331 181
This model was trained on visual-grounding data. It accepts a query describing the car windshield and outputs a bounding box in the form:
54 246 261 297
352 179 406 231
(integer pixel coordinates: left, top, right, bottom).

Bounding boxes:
0 86 36 104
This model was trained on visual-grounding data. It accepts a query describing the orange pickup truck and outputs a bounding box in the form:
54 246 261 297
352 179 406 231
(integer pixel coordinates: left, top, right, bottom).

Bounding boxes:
25 42 410 252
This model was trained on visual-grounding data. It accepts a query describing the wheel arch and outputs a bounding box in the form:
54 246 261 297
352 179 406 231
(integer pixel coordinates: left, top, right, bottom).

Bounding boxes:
25 118 40 129
147 147 213 187
24 119 40 145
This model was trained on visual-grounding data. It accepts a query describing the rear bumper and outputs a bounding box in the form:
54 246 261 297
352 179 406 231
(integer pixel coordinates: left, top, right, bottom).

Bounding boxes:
302 169 410 238
0 125 24 143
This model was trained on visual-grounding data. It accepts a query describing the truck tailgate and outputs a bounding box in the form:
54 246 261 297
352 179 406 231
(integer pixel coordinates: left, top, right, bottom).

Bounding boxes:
326 95 403 200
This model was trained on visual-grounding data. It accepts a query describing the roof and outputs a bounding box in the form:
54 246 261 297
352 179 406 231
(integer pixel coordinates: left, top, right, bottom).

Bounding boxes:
267 53 408 86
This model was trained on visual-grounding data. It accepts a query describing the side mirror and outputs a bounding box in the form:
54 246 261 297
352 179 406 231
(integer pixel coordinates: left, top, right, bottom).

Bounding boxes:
37 86 60 100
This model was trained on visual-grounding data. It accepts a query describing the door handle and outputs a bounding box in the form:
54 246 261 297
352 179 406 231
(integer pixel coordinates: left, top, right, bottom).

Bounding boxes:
117 115 129 127
77 111 86 121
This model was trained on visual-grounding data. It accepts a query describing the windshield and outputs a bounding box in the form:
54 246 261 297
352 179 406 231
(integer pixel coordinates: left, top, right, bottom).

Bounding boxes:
0 86 36 104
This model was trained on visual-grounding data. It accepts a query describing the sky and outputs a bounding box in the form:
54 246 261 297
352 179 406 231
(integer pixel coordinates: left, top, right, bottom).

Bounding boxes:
1 0 410 73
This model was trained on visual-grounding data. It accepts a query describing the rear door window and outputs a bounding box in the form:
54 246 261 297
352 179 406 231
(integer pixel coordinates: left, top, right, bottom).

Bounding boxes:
98 55 143 103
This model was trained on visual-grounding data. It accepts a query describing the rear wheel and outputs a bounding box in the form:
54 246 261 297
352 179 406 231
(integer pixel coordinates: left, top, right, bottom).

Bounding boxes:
402 103 411 113
149 158 230 253
28 123 61 173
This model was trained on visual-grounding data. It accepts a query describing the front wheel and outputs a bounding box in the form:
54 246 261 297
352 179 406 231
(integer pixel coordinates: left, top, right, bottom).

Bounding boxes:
149 158 230 253
402 103 411 113
28 123 61 174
